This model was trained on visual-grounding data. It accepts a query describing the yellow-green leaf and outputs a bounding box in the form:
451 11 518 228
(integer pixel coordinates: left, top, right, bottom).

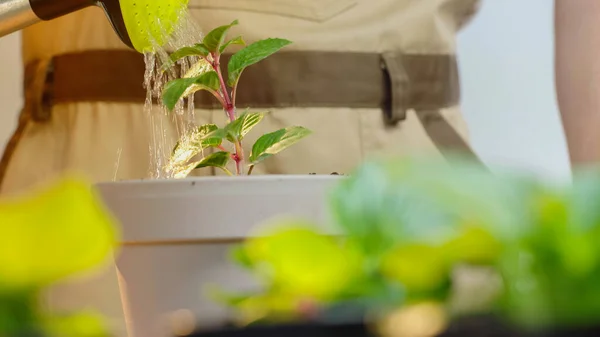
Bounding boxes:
43 312 109 337
224 111 265 142
0 177 119 290
243 222 362 300
380 244 450 293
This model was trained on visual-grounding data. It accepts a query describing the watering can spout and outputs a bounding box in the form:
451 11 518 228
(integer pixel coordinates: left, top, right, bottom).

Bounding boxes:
0 0 188 52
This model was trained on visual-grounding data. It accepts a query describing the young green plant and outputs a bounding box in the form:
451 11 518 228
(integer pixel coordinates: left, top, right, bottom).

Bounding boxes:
220 155 600 333
162 20 311 176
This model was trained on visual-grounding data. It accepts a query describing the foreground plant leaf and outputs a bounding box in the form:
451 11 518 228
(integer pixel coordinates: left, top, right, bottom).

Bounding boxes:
328 156 536 258
162 71 220 110
43 312 109 337
380 244 450 294
442 226 503 265
0 177 119 291
203 20 239 53
242 221 362 300
249 126 311 164
227 38 292 86
0 291 39 336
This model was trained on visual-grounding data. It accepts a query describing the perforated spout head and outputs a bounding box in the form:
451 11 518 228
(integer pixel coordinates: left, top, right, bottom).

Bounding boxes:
99 0 189 52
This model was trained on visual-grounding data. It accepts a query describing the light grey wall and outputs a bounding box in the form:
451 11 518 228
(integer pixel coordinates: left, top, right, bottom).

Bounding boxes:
0 0 571 180
458 0 570 180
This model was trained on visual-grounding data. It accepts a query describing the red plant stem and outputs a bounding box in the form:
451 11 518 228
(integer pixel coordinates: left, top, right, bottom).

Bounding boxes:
212 53 244 175
212 54 235 122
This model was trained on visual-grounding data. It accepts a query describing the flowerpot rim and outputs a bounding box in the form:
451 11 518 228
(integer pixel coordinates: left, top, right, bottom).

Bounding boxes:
96 174 345 187
95 174 342 242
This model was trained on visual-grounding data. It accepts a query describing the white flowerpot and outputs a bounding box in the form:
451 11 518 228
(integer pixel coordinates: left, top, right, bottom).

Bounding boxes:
96 175 342 337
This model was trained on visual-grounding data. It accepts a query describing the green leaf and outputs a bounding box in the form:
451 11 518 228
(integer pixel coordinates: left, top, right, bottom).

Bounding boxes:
160 44 210 72
43 312 109 337
203 20 239 53
194 151 232 175
200 127 229 145
170 44 209 62
0 178 118 290
249 126 310 164
197 124 223 148
230 245 254 269
227 38 292 86
206 285 254 307
328 156 536 257
242 224 363 300
219 36 246 54
224 111 265 142
162 71 220 110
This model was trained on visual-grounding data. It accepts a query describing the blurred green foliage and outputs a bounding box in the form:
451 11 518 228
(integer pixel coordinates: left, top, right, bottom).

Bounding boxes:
222 155 600 330
0 177 119 337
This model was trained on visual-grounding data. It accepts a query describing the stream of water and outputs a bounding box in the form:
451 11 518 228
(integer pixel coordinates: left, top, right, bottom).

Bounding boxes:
141 10 204 179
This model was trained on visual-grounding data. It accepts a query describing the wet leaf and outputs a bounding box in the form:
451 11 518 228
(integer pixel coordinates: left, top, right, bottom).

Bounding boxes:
162 71 220 110
160 44 210 73
183 58 212 78
169 124 221 168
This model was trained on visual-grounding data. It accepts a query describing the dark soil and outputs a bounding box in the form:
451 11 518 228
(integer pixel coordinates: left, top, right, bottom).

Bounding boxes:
183 315 600 337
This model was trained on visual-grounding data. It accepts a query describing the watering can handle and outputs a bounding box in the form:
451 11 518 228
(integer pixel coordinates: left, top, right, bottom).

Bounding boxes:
0 0 94 38
29 0 95 20
0 0 133 49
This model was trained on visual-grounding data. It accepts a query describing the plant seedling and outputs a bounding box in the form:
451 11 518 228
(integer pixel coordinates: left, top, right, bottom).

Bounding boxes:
162 20 311 177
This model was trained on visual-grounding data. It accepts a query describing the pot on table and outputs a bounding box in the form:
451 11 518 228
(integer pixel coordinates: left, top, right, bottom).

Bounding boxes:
95 175 342 337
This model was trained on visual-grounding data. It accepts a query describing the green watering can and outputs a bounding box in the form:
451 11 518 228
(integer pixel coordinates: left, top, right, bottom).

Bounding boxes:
0 0 189 52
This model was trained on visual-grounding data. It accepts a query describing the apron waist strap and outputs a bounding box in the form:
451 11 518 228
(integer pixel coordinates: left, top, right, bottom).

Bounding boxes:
25 49 460 125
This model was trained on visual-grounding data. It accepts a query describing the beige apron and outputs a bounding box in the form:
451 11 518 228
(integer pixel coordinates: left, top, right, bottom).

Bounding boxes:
0 0 480 335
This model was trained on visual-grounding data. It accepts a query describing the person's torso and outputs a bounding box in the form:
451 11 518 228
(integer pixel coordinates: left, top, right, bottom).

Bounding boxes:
22 0 479 63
